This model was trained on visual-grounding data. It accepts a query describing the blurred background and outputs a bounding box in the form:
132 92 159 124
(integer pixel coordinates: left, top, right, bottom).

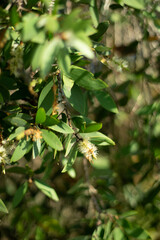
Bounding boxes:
0 0 160 239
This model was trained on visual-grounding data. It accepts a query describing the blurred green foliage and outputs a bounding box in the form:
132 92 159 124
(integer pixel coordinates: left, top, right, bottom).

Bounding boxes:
0 0 160 239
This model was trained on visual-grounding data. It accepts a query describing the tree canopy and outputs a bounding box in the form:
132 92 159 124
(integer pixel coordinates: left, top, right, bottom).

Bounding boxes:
0 0 160 239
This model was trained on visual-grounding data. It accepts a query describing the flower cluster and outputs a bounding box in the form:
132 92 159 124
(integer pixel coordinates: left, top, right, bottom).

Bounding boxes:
9 43 24 78
78 139 98 162
24 128 42 141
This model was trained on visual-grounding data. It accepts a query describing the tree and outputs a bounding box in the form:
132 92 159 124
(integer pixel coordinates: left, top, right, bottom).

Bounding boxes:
0 0 160 239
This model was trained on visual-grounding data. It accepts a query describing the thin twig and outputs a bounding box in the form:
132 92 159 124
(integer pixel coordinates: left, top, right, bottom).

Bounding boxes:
56 72 82 141
57 72 72 127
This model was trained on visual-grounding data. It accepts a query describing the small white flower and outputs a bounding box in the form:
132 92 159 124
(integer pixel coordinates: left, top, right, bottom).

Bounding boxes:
78 139 98 162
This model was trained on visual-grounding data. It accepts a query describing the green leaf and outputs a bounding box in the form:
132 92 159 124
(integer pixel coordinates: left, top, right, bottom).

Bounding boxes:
80 132 115 145
22 13 38 41
22 13 45 43
104 221 113 239
120 210 138 218
64 84 87 116
62 159 76 178
57 45 71 75
43 115 60 126
42 15 59 33
4 116 28 127
12 182 28 208
72 116 86 132
89 0 99 27
123 0 145 9
41 129 63 151
69 37 94 59
91 22 109 41
8 127 25 140
119 219 151 239
40 38 61 77
41 0 50 8
94 91 118 113
63 75 74 94
11 139 33 162
49 121 74 134
14 113 33 121
65 136 76 157
32 139 41 159
10 5 20 26
36 108 46 124
38 80 54 115
113 228 125 240
0 199 8 214
126 227 151 239
62 143 78 172
34 179 59 201
31 44 44 70
84 123 102 133
69 66 107 90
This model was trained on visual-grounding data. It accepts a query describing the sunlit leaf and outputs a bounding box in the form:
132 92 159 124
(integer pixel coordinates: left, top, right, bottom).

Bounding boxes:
89 0 99 27
40 38 61 77
32 139 41 159
49 121 74 134
80 132 115 145
84 123 102 133
113 228 125 240
123 0 145 9
43 115 60 126
69 37 94 59
41 129 63 151
36 107 46 124
57 44 71 75
8 127 25 141
4 116 28 127
64 84 87 116
34 179 59 201
0 199 8 214
69 66 107 90
94 91 118 113
38 80 54 115
62 143 78 172
11 139 33 162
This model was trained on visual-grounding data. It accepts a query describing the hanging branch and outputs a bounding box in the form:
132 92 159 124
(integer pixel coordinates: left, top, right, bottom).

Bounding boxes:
57 71 101 220
56 71 82 141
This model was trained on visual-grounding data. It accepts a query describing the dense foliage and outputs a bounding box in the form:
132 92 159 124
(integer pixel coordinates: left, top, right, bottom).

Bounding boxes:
0 0 160 239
